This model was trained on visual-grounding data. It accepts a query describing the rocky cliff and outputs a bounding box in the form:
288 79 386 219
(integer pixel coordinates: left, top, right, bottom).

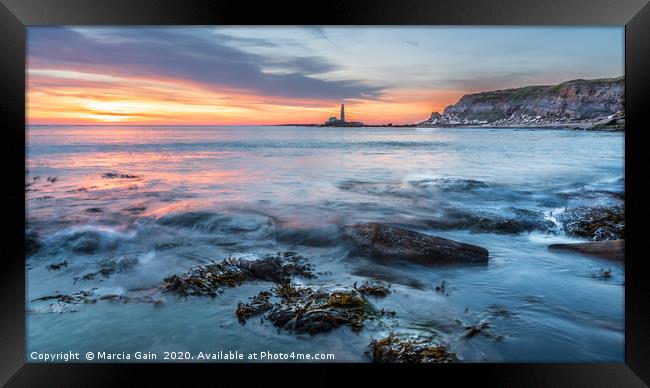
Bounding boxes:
419 77 624 129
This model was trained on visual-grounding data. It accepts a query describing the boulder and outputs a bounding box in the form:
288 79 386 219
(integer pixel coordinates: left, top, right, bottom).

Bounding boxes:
548 240 624 261
346 222 489 264
556 205 624 241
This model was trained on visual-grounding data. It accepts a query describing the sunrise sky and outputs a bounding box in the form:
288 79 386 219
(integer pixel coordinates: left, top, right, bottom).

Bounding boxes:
27 26 624 125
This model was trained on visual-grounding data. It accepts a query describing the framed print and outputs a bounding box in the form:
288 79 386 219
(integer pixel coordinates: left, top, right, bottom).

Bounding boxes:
1 0 649 386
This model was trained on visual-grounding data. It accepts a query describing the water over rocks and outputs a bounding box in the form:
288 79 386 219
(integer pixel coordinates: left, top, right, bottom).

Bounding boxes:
337 177 490 198
423 207 556 235
556 205 624 241
346 222 489 264
58 228 133 255
157 210 276 238
30 288 164 313
356 280 391 297
74 255 139 283
25 230 42 256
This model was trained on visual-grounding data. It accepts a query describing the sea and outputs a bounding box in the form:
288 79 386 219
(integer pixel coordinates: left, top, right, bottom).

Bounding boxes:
25 125 625 362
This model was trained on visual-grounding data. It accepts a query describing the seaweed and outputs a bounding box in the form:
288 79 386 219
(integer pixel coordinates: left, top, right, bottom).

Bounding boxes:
264 285 372 334
236 291 273 324
163 254 315 297
236 284 377 334
368 333 457 363
47 260 69 271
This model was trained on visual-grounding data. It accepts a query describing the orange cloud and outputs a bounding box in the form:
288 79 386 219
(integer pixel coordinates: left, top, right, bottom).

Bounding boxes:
27 68 462 125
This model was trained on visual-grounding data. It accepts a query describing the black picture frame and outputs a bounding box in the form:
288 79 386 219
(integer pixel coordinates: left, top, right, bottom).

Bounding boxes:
1 0 648 386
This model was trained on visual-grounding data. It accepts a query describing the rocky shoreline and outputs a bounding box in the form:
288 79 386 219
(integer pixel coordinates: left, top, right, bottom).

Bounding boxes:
26 162 624 362
28 204 624 361
418 77 624 131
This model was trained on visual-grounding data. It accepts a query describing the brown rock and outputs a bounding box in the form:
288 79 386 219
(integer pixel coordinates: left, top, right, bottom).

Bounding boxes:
346 222 489 264
548 239 624 261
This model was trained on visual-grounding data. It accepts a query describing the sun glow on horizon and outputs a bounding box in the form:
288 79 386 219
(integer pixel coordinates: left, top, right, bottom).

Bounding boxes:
27 67 457 125
27 26 623 126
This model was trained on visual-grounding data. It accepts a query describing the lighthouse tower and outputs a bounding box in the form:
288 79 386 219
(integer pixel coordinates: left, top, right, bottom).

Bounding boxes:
340 104 345 122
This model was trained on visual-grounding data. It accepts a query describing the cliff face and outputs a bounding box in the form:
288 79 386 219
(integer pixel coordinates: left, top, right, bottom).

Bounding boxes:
420 77 624 128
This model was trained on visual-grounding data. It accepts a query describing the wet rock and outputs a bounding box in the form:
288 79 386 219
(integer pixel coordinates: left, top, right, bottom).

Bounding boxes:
73 272 96 283
425 207 556 235
275 224 342 247
25 231 42 256
98 294 130 302
125 206 147 213
74 256 138 283
158 211 275 237
100 255 138 273
64 231 101 254
346 222 488 264
556 205 624 240
236 291 273 324
464 321 490 338
66 186 98 193
368 333 457 363
548 239 624 261
85 207 103 213
158 211 218 230
33 289 98 305
435 280 448 295
163 255 314 297
31 288 161 311
485 304 517 320
47 260 69 270
155 241 184 250
62 229 125 255
46 176 58 183
352 266 427 290
102 172 139 179
356 280 391 297
598 268 612 278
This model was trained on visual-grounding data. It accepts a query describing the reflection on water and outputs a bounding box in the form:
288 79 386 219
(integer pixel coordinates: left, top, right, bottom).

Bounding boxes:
26 125 624 362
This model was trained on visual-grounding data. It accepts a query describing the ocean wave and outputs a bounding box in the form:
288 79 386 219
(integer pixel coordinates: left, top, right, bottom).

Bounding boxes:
274 223 344 247
414 206 558 235
28 140 450 155
156 209 277 237
55 225 137 255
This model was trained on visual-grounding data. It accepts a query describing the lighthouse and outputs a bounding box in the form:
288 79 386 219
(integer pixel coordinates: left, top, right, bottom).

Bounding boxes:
323 103 362 126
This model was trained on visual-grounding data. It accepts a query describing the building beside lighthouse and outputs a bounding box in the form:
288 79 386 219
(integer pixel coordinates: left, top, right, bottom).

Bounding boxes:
324 103 363 127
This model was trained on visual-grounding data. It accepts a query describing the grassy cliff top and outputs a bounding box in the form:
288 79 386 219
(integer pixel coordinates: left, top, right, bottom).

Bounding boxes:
457 76 624 104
